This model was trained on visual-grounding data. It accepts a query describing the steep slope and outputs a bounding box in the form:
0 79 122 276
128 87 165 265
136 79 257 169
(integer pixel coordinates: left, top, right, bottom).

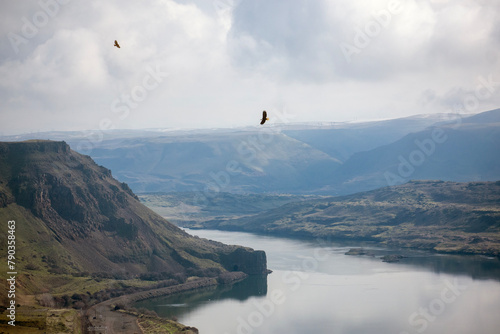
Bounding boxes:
182 180 500 257
327 113 500 194
283 113 458 162
0 141 267 295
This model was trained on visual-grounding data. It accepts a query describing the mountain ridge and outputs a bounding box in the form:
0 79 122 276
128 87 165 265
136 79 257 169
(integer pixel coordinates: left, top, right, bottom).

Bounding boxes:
0 140 267 298
2 110 497 195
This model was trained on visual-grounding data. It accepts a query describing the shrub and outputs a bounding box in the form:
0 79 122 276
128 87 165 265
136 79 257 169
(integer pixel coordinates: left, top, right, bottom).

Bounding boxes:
25 263 38 270
72 301 85 309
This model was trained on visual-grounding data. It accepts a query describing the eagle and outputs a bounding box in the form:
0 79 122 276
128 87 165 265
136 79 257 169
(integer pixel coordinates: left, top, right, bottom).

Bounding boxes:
114 40 120 48
260 111 269 125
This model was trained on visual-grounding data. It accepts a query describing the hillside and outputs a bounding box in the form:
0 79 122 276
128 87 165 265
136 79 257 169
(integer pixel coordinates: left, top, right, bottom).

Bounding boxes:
180 180 500 257
283 113 456 162
328 119 500 194
86 130 342 193
0 141 267 299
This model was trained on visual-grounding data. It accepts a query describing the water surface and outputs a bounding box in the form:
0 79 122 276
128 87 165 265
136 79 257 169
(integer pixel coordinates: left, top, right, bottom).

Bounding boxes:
135 229 500 334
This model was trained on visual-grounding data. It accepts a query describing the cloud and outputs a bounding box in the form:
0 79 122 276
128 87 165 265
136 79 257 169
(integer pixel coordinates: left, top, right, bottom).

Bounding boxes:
227 0 500 83
0 0 232 133
0 0 499 135
228 0 343 82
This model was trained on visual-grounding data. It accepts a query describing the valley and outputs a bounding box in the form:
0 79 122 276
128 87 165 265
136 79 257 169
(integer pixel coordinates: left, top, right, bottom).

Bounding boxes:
3 2 500 331
1 109 499 333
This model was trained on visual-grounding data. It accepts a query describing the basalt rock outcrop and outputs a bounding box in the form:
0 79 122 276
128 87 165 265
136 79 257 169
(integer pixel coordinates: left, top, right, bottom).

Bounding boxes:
220 248 268 275
0 141 268 292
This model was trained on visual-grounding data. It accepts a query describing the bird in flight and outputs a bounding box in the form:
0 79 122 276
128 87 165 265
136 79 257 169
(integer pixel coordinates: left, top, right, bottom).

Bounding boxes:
260 111 269 125
114 40 120 48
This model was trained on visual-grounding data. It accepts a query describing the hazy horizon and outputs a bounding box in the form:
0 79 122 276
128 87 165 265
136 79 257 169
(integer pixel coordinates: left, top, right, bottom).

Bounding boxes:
1 1 500 135
0 108 488 138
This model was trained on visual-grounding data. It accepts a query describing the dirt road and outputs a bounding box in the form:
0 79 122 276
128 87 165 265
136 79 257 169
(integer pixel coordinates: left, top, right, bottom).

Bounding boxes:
83 277 225 333
86 300 142 334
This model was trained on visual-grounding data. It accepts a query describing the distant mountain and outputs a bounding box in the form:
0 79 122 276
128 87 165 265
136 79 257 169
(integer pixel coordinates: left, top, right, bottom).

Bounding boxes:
283 113 460 162
1 109 498 195
327 116 500 194
85 131 342 193
181 180 500 257
0 141 267 296
460 108 500 124
76 109 500 195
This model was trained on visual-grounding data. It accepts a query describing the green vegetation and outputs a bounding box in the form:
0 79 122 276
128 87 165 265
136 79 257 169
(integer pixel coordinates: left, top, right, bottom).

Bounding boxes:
0 141 267 289
0 141 268 333
0 308 81 334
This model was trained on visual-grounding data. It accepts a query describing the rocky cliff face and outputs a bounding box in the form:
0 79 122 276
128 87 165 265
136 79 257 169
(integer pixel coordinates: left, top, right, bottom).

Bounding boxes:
0 141 268 281
221 248 268 275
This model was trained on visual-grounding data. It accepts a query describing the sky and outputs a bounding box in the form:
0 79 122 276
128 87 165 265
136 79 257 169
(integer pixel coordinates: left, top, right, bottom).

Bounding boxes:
1 0 499 135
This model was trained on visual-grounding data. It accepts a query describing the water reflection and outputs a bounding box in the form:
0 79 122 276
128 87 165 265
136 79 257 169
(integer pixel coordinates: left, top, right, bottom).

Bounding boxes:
401 254 500 281
184 228 500 281
135 229 500 334
339 247 500 281
134 274 268 319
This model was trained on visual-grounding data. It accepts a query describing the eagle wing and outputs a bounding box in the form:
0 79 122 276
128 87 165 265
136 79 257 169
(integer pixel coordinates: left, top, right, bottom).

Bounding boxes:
260 111 267 125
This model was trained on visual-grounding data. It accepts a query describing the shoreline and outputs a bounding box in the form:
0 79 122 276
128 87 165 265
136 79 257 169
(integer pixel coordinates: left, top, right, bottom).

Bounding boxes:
84 272 248 333
183 225 500 259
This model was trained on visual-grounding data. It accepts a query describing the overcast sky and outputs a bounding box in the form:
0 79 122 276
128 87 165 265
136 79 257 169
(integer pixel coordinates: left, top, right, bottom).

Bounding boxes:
1 0 499 135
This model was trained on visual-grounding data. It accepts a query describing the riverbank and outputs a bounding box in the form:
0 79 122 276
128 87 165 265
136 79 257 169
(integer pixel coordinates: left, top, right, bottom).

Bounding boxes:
0 272 248 333
85 272 248 333
133 228 500 334
171 181 500 258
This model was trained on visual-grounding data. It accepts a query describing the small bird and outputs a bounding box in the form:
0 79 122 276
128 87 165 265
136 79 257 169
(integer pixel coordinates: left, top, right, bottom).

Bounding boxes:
114 40 120 48
260 110 269 125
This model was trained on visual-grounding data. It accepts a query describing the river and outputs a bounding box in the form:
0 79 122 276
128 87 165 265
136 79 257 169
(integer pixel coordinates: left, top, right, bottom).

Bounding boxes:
135 229 500 334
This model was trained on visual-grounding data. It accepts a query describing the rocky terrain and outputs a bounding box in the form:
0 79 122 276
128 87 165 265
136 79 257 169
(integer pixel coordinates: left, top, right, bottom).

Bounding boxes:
179 180 500 257
0 140 268 332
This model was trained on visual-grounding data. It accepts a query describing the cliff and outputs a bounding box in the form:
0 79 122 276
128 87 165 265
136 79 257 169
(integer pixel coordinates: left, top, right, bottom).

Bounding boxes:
0 140 268 296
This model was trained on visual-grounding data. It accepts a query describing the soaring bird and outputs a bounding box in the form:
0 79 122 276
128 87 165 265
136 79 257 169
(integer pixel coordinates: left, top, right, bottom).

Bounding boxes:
260 111 269 125
114 40 120 48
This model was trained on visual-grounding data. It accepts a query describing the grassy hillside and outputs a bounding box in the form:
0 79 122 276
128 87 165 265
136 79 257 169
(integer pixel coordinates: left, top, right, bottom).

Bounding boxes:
0 141 267 301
